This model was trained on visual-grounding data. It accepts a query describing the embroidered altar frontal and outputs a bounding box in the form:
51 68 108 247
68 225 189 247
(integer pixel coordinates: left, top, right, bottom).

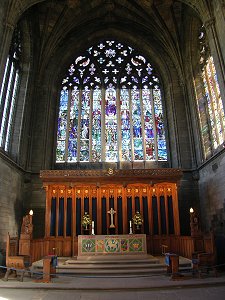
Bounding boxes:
78 234 147 256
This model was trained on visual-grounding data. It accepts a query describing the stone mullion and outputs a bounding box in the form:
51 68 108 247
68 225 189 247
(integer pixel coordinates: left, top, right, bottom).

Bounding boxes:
64 88 72 161
151 89 158 160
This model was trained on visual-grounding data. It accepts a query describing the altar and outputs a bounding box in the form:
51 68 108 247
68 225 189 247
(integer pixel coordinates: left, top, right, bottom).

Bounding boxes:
78 234 147 256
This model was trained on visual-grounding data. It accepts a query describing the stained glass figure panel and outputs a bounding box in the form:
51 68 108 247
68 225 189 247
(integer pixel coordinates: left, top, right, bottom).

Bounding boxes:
68 87 79 162
80 87 90 161
142 87 155 160
153 87 167 160
56 89 68 162
195 27 225 159
131 86 143 160
92 87 102 161
120 88 131 161
105 86 118 161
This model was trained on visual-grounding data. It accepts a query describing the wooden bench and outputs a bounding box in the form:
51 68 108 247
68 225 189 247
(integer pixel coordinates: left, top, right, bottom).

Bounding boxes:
192 252 217 278
3 233 31 282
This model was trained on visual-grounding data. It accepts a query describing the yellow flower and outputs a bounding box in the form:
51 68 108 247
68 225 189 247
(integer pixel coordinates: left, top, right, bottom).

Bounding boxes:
132 211 143 225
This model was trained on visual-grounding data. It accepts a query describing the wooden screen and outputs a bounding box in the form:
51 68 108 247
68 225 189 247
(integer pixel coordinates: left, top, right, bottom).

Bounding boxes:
44 183 180 237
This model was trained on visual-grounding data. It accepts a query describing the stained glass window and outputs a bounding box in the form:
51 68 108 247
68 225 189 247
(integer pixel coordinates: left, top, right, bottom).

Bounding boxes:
0 26 21 152
56 40 167 163
194 27 225 159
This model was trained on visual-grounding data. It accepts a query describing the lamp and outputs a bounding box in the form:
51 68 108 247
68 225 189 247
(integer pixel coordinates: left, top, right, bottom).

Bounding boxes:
190 207 194 214
29 209 33 216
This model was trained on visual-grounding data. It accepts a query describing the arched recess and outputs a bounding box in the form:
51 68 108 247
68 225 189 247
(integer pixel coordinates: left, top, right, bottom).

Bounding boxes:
30 28 193 171
10 17 33 167
0 15 32 167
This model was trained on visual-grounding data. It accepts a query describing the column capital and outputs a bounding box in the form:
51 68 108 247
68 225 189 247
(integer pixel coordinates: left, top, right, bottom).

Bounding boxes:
204 17 215 30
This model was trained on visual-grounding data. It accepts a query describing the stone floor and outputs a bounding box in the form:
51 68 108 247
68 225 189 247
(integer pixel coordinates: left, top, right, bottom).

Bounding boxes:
0 256 225 300
1 274 225 300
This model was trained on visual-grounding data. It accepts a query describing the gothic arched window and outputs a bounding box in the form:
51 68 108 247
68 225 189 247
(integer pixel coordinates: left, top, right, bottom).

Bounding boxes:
194 27 225 159
0 26 21 152
56 40 167 163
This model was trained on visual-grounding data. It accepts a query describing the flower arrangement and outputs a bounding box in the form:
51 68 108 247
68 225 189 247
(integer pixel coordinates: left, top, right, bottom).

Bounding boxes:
132 211 143 228
81 212 92 229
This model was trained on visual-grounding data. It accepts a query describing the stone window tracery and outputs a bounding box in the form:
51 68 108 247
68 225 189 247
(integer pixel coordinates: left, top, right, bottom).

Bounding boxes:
0 26 21 152
56 40 167 163
194 26 225 159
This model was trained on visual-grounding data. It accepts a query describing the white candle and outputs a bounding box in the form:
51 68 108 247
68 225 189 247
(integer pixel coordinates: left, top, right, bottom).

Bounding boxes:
91 221 95 235
129 220 133 234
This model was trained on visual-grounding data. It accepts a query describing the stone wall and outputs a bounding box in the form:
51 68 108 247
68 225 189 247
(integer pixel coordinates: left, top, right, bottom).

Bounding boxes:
0 154 24 253
198 150 225 233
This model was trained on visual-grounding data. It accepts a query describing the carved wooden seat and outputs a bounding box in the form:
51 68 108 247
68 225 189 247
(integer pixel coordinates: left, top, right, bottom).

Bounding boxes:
3 233 31 282
192 252 217 278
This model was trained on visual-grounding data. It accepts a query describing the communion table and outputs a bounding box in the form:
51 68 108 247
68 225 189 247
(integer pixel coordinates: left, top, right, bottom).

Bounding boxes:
78 234 147 256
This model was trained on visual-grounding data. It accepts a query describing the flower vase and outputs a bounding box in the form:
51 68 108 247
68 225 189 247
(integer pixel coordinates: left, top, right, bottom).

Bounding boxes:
135 225 141 234
83 225 90 235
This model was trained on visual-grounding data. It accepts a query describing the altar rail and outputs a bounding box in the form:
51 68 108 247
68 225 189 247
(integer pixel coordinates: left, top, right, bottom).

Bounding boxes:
29 234 215 262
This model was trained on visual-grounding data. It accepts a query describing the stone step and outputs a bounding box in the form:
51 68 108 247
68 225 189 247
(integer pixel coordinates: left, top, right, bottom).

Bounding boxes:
58 263 165 269
56 267 166 275
32 256 192 277
66 258 160 265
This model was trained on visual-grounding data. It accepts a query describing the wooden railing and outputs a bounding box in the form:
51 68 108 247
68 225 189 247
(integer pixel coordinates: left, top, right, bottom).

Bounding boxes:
30 234 214 262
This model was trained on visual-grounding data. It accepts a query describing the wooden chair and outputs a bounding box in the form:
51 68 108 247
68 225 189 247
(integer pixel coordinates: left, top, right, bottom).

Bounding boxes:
192 252 217 278
3 233 31 282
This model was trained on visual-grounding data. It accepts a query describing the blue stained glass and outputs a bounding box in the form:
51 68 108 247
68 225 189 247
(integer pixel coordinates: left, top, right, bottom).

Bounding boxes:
120 88 131 160
80 88 90 161
56 89 68 161
56 40 167 163
153 87 167 160
105 86 118 161
92 88 102 161
142 87 155 160
132 87 143 160
56 140 66 162
68 87 79 162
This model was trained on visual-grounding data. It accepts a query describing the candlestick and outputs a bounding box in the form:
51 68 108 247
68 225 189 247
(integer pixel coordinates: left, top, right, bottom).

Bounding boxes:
91 221 95 235
129 220 133 234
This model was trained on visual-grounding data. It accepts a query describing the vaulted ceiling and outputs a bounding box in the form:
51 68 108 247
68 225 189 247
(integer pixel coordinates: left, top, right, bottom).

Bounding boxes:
3 0 210 87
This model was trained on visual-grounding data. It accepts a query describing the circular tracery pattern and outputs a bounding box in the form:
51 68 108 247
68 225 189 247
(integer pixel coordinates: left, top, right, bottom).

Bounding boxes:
62 40 159 89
